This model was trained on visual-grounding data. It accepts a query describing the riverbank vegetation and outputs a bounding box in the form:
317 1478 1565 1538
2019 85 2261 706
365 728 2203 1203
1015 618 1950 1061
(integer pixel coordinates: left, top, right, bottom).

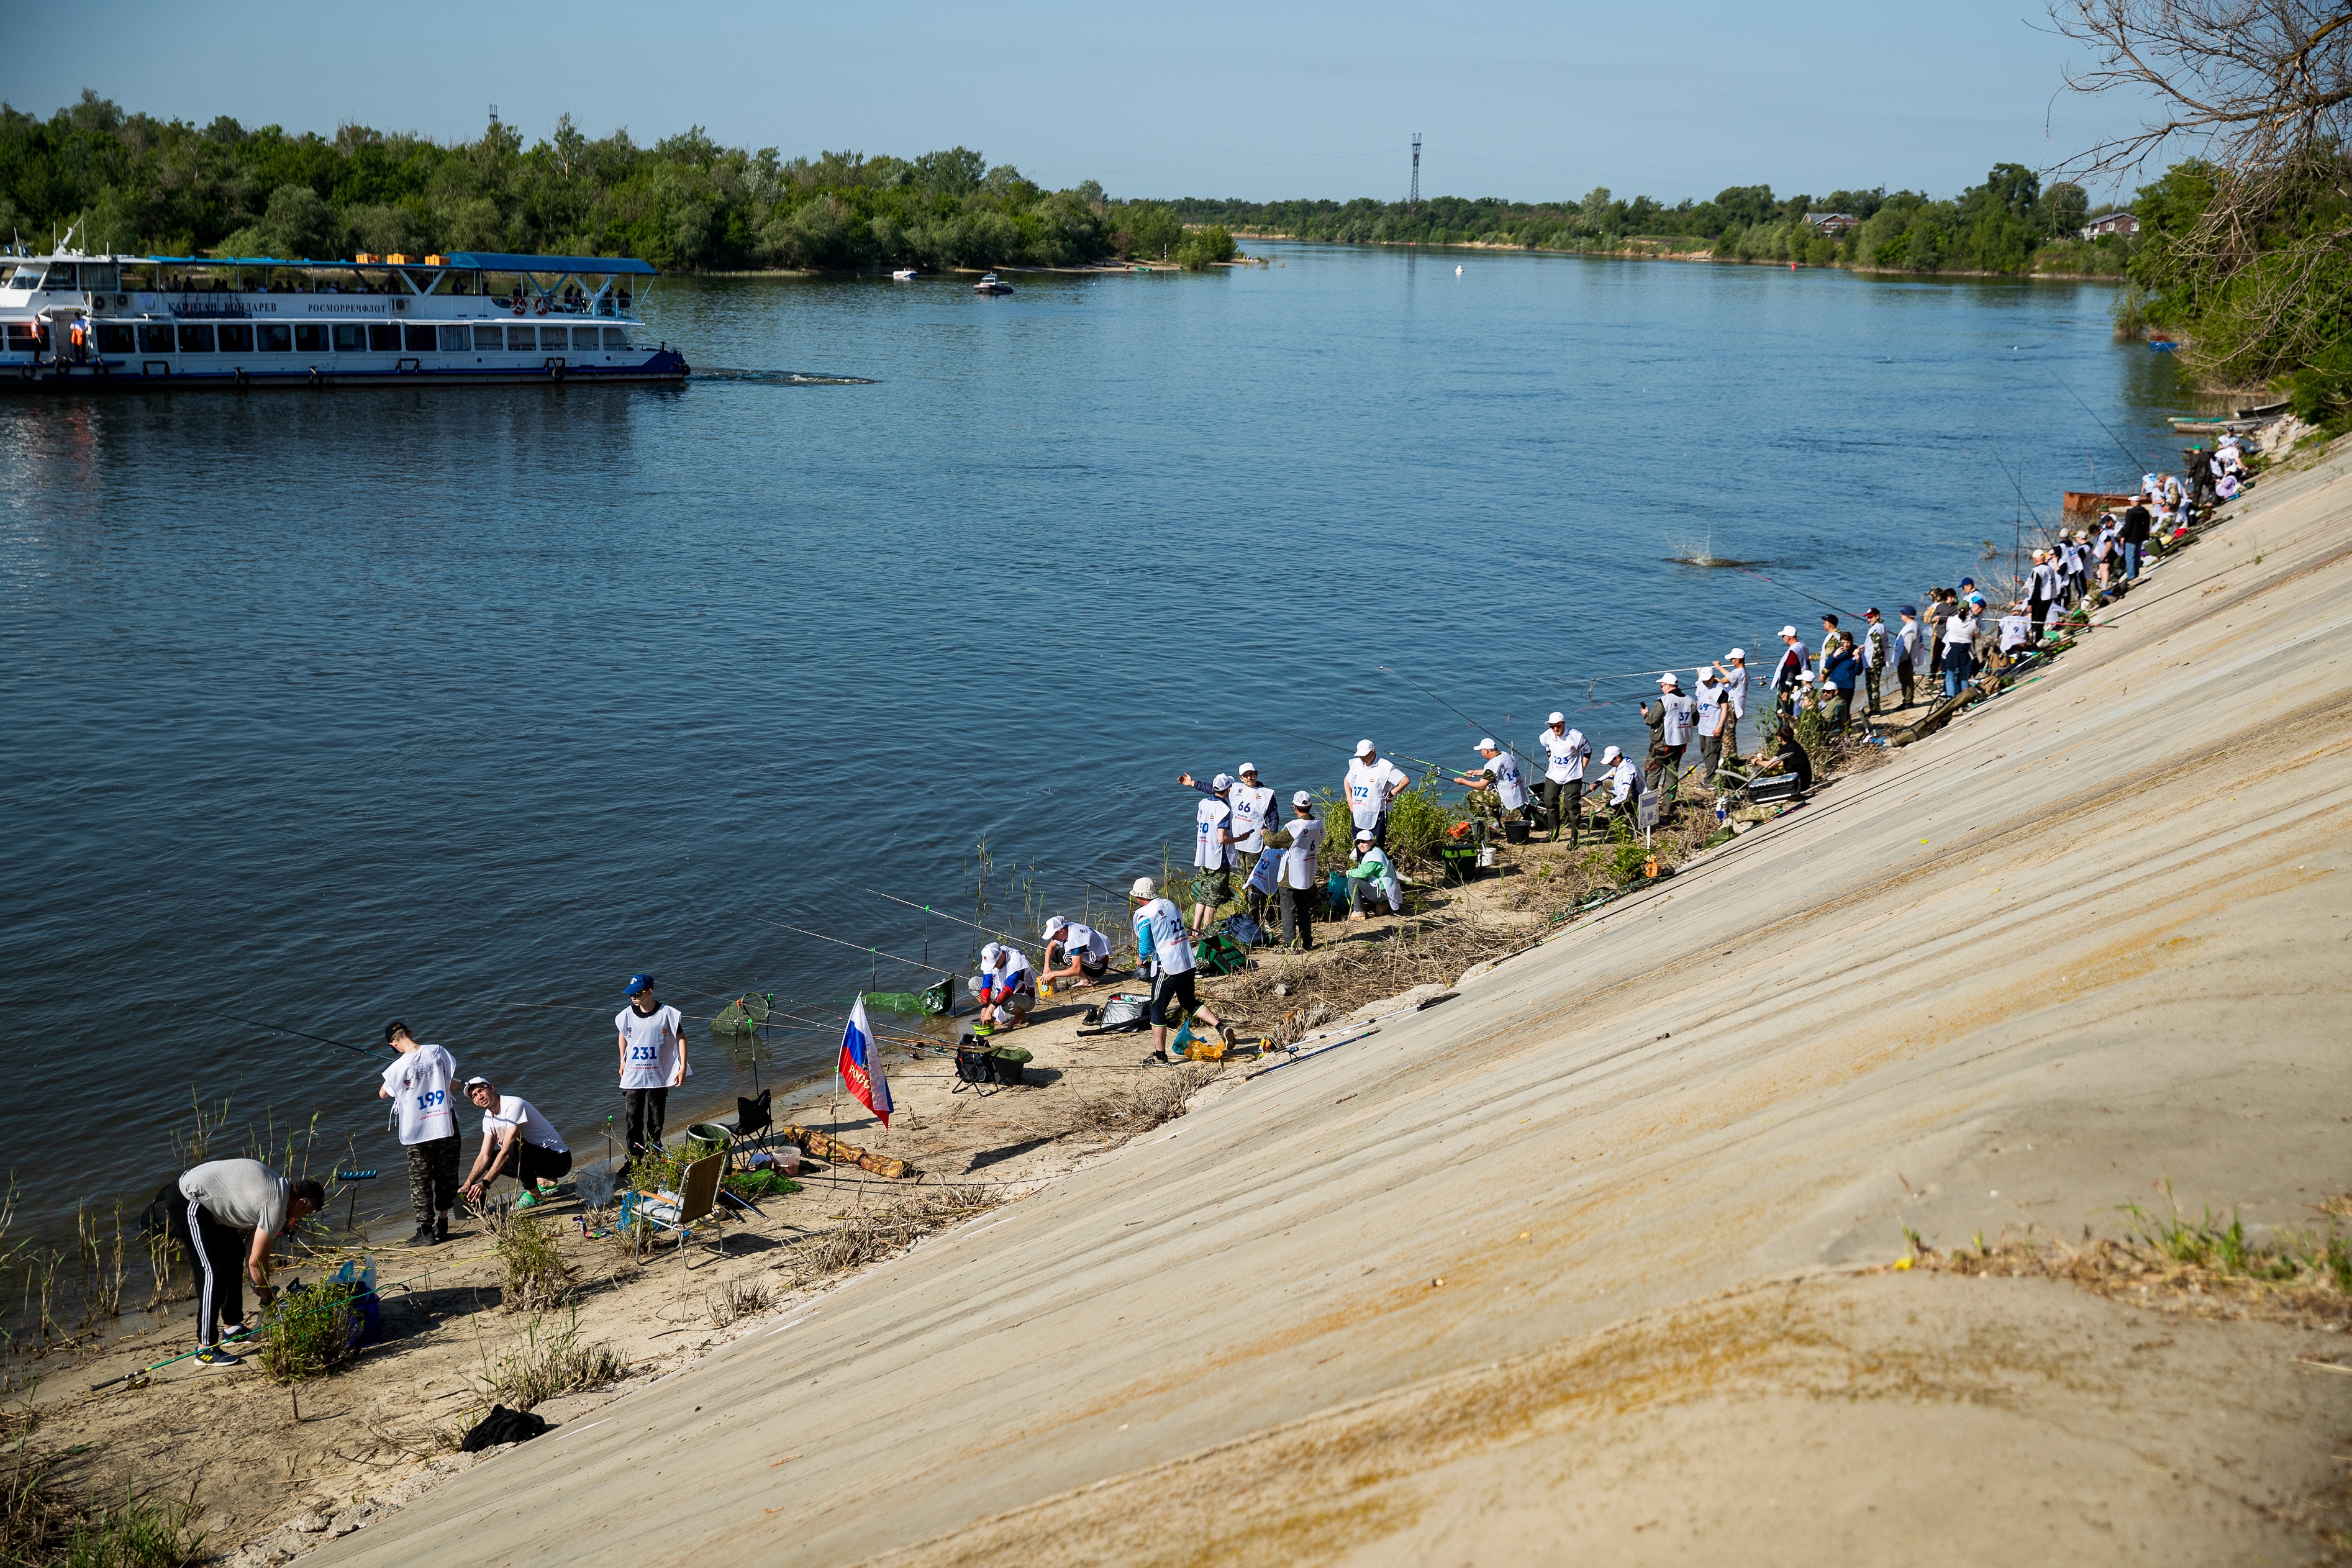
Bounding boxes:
1172 163 2128 277
0 93 1173 274
2049 0 2350 426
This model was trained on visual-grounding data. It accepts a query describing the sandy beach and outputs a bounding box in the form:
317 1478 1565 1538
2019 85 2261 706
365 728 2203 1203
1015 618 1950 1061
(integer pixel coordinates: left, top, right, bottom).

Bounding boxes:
19 426 2351 1566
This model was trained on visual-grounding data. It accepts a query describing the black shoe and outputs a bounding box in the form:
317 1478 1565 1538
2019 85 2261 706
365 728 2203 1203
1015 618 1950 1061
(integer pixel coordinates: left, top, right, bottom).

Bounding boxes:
402 1226 437 1248
433 1216 450 1244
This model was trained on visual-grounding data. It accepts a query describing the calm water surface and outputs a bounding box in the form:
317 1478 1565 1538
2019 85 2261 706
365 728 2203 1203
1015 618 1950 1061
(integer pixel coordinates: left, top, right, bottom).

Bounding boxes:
0 243 2184 1240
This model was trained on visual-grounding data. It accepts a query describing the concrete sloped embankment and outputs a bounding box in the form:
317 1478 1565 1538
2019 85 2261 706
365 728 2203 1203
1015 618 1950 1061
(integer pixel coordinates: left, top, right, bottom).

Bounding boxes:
325 440 2352 1566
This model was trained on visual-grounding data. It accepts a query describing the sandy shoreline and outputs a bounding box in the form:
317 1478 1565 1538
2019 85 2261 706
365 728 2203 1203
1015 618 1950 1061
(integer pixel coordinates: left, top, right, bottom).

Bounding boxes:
17 424 2348 1564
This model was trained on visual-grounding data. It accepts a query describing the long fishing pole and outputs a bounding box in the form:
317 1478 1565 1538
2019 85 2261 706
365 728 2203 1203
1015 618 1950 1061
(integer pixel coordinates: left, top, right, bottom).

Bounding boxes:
2048 369 2146 473
1733 566 1853 619
1989 453 2060 551
743 914 945 976
1189 716 1450 776
862 888 1027 945
193 1008 380 1061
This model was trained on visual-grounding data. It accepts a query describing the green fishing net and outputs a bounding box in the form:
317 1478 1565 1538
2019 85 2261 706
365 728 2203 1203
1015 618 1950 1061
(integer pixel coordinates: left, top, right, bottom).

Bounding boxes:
710 992 773 1036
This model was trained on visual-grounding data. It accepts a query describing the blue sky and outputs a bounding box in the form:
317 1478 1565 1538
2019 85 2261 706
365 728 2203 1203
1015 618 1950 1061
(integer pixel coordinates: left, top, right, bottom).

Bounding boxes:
1 1 2149 204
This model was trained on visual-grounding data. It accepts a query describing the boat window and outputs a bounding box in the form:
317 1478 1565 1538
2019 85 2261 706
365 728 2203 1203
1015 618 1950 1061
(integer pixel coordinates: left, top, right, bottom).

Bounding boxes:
332 324 364 352
401 324 435 353
176 324 215 353
369 323 399 351
2 265 39 290
602 327 629 349
437 324 470 353
7 323 40 349
504 325 535 349
257 323 292 352
40 265 78 290
95 324 134 353
294 324 328 352
568 327 596 351
139 324 175 353
473 324 502 350
216 323 255 352
81 266 120 292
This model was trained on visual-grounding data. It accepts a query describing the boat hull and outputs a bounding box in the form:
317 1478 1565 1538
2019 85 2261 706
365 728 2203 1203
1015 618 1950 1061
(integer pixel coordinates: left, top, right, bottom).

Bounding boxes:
0 350 690 390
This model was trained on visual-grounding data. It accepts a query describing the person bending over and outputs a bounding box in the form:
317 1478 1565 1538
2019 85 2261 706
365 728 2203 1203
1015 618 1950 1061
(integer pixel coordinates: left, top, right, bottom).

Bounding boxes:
1038 916 1110 992
460 1077 573 1208
166 1158 323 1369
1128 877 1222 1063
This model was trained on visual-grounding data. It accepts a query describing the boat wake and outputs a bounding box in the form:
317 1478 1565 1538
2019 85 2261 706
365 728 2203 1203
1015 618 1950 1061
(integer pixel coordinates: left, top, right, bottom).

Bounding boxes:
1664 551 1768 569
693 368 876 386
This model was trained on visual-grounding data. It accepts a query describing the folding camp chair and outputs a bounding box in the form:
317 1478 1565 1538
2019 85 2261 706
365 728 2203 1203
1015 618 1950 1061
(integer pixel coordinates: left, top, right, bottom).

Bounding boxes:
617 1152 730 1265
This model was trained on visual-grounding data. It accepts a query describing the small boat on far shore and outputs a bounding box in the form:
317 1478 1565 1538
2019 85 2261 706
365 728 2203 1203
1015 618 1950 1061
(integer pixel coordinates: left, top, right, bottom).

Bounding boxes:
2169 415 2268 434
891 268 920 281
973 273 1014 296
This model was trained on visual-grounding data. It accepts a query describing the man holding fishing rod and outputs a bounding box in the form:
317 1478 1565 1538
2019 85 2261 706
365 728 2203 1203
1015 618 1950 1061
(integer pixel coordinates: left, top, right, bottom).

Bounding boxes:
165 1159 324 1369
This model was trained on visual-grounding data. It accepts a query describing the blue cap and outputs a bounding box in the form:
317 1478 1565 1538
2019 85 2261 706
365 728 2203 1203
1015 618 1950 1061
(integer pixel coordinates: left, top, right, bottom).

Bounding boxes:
625 973 655 995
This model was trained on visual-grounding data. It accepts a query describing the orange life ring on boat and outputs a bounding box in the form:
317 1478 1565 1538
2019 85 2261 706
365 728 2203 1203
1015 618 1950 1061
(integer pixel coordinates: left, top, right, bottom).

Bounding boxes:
534 300 548 316
511 301 524 316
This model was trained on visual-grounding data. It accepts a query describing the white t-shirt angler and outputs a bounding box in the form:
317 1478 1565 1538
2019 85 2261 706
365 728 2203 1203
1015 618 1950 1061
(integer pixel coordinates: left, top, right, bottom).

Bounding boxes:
1540 726 1589 784
1194 797 1232 869
1132 897 1196 975
615 1002 686 1089
1345 756 1407 830
1227 784 1276 852
483 1095 567 1154
1278 815 1325 889
382 1044 457 1144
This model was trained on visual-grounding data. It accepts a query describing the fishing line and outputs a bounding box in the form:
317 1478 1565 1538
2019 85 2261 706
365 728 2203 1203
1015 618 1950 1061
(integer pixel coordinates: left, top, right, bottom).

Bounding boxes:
862 888 1027 945
186 1008 381 1061
1733 566 1853 619
2048 369 2148 473
743 914 945 976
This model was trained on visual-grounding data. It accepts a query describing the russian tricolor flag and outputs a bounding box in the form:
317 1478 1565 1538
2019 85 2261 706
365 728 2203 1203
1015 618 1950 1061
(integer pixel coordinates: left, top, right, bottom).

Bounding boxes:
837 994 894 1127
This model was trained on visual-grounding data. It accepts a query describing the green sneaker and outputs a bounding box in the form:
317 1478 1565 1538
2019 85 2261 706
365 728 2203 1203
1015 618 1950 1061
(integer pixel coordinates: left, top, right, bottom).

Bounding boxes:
513 1190 542 1210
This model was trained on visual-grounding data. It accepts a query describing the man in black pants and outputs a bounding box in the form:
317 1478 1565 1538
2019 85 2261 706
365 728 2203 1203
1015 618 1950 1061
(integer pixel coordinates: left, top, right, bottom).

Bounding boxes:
614 974 686 1167
165 1158 323 1369
458 1077 573 1208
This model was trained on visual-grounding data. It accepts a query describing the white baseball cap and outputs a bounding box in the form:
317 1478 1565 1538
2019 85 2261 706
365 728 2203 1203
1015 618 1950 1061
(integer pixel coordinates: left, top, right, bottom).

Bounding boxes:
1697 666 1718 682
980 943 1003 965
1292 790 1312 807
1355 739 1376 757
1354 828 1374 843
1658 672 1679 688
1210 772 1233 791
1727 648 1745 660
1781 625 1798 638
1128 876 1156 900
1476 736 1497 751
1238 762 1258 776
1040 917 1067 939
1798 670 1816 684
1547 711 1565 725
1601 745 1622 763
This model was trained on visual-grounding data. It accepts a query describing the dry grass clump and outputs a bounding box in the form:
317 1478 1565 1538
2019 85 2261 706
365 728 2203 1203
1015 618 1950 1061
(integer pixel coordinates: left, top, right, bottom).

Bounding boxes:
1 1445 204 1568
479 1310 628 1412
704 1277 773 1328
1901 1188 2352 1331
492 1210 574 1312
1068 1063 1224 1138
787 1187 1003 1285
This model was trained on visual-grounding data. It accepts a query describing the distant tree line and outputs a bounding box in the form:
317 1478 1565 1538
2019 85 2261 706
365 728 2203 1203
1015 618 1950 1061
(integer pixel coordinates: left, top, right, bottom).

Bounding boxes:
1168 163 2127 276
0 91 1251 273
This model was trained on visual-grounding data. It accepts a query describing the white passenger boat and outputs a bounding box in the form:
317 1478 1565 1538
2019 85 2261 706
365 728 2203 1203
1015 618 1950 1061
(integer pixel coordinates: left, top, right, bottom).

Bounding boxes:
973 273 1014 295
0 242 688 389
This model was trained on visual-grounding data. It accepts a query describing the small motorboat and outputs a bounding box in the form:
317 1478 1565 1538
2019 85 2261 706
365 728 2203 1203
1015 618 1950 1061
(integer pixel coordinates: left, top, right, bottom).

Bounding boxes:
891 268 920 281
973 273 1014 296
2169 415 2269 434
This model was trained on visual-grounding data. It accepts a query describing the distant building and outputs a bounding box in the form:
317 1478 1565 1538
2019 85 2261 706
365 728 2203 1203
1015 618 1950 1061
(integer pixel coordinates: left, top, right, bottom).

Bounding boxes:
2081 212 2140 240
1802 212 1859 237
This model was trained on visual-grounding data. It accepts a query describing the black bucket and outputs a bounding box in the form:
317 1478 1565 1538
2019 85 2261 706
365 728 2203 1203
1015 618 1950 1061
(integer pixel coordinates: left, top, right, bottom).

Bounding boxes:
988 1054 1027 1086
1502 818 1531 845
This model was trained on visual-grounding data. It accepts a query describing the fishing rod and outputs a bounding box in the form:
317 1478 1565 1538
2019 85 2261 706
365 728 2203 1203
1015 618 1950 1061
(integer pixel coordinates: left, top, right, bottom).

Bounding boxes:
191 1008 381 1061
860 888 1039 947
2048 369 2147 473
1733 566 1853 619
1989 453 2063 551
743 914 946 976
1188 716 1450 777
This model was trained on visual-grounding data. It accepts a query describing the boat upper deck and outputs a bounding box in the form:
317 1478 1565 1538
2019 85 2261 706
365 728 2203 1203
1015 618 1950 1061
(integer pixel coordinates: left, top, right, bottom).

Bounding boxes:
1 250 658 322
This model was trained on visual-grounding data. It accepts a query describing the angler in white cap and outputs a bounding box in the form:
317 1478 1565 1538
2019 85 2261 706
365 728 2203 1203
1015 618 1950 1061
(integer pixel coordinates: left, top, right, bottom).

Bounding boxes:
1174 770 1237 937
1450 737 1526 830
1343 740 1409 848
1344 827 1402 920
1263 789 1326 948
1126 876 1225 1062
969 941 1037 1030
1770 626 1810 701
1640 673 1695 802
1227 764 1277 922
1710 649 1748 755
1600 745 1640 824
1038 915 1111 992
1694 667 1728 782
1535 712 1590 845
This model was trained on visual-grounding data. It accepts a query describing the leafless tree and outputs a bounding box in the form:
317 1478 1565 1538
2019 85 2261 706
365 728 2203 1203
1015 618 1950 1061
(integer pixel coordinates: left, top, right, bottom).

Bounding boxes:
2051 1 2352 179
2050 1 2352 386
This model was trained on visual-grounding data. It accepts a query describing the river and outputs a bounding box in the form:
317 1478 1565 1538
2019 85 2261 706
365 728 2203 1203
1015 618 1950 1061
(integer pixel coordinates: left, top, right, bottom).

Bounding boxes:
0 242 2183 1247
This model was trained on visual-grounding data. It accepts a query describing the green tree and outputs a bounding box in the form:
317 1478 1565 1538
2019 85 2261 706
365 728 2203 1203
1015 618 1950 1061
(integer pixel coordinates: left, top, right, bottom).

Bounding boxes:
1173 224 1235 270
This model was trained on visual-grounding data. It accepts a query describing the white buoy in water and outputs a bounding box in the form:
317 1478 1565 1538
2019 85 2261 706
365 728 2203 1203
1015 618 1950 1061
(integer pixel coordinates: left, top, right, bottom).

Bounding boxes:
1455 265 1463 275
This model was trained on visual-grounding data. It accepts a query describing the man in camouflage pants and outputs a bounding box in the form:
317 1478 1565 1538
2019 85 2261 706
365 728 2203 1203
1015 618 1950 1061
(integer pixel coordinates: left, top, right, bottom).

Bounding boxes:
378 1022 460 1247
